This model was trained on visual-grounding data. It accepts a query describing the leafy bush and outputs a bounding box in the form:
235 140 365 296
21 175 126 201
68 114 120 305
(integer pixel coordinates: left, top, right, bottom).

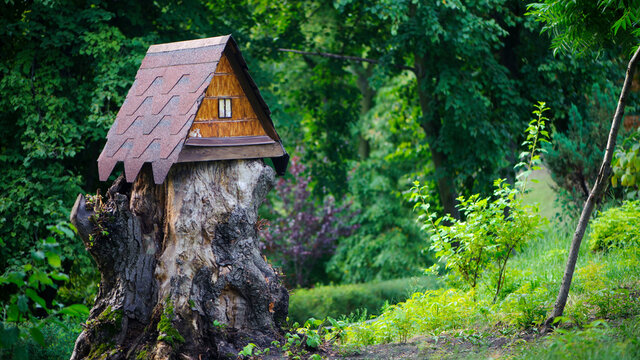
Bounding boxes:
10 319 82 360
611 128 640 198
288 277 440 324
588 201 640 252
0 222 89 358
411 103 549 301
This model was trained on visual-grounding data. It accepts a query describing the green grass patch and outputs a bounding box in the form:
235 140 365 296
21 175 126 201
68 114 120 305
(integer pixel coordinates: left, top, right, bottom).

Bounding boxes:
288 276 441 324
336 216 640 349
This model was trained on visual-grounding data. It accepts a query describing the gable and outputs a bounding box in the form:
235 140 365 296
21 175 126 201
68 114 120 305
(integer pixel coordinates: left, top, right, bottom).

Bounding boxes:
186 53 268 139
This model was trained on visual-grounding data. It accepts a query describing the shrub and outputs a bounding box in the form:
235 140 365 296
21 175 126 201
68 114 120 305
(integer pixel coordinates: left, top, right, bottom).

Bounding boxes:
260 156 358 288
588 201 640 252
611 127 640 198
410 103 549 302
287 277 440 324
544 83 617 204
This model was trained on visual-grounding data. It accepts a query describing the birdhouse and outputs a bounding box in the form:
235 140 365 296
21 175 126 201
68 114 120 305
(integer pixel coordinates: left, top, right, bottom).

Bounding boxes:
97 35 289 184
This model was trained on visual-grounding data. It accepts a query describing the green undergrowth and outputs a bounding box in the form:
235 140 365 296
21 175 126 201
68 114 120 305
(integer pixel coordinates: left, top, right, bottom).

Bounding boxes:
334 220 640 352
518 317 640 359
288 276 441 324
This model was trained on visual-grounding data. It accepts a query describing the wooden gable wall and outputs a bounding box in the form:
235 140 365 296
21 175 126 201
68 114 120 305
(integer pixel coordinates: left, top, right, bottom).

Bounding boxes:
187 53 268 139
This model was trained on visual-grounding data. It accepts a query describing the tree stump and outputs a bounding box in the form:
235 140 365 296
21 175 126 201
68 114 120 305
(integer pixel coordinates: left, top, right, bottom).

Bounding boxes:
70 160 288 360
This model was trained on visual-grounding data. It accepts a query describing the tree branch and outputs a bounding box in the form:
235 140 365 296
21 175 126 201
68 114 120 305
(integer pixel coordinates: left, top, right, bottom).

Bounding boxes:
278 48 417 73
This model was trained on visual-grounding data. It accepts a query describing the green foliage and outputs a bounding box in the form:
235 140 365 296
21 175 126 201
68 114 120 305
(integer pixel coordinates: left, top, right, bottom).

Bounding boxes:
411 104 549 301
521 319 640 360
156 299 184 347
288 277 440 325
327 75 431 284
5 319 83 360
588 201 640 252
0 223 89 359
527 0 640 55
413 179 545 301
237 342 270 359
544 83 619 206
335 196 640 349
612 128 640 197
340 289 479 345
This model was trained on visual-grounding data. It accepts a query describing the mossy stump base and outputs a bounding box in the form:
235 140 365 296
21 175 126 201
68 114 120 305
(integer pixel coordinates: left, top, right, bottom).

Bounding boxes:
70 160 288 360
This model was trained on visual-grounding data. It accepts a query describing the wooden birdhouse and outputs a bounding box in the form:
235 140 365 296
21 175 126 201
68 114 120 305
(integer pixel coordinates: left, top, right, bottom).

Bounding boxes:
97 35 289 184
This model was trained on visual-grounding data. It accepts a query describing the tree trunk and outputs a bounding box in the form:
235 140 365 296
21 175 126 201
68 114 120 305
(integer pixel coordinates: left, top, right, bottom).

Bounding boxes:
353 63 375 160
543 46 640 331
70 160 288 360
414 53 460 220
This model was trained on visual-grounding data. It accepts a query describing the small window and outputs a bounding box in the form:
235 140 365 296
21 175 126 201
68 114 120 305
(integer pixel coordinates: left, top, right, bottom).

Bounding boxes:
218 98 232 118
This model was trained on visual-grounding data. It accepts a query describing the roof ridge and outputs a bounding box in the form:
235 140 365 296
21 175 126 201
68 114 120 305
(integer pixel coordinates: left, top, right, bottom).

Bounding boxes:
147 35 231 54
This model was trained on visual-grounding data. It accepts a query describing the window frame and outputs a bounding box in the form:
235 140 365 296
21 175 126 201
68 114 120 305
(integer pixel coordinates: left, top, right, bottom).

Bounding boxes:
218 98 232 118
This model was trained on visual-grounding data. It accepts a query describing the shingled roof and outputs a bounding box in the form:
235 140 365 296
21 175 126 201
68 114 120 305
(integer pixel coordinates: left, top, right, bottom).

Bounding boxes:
97 35 286 184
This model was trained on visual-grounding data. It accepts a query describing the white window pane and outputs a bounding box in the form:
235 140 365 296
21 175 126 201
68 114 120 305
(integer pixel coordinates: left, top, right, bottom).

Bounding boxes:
218 99 225 118
225 99 232 118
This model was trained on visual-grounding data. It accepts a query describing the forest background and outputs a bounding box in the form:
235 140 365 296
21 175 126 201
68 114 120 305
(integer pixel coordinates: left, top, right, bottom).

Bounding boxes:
1 0 640 358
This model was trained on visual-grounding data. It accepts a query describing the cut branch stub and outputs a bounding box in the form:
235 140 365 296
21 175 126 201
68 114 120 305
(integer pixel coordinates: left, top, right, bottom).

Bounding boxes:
70 160 288 360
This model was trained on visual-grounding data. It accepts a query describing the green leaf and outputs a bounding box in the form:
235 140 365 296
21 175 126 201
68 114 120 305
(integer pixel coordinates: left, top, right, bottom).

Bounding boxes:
59 304 90 318
46 251 62 268
26 288 48 310
49 272 70 282
29 327 45 346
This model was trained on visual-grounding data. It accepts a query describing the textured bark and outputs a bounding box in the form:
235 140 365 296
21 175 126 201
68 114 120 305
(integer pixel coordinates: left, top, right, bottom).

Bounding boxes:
543 45 640 331
70 160 288 360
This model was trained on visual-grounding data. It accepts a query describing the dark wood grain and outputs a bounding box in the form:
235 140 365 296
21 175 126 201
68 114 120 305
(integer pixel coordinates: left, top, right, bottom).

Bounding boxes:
176 142 284 163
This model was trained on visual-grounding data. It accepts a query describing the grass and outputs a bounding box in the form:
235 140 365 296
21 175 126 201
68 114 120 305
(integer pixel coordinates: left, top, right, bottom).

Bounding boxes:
323 170 640 359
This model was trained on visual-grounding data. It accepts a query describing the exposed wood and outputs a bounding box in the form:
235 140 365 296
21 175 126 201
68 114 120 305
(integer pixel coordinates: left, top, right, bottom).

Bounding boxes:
185 135 275 147
279 48 417 73
204 74 244 97
70 161 288 359
176 143 284 163
543 45 640 331
215 53 233 74
189 119 267 138
225 46 280 141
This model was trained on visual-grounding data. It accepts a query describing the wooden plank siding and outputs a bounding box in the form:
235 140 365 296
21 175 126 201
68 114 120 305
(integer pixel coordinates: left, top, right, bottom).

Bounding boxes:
187 53 267 139
189 119 266 138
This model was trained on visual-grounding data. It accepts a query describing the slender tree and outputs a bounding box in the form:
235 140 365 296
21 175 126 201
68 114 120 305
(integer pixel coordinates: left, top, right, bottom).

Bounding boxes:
527 0 640 329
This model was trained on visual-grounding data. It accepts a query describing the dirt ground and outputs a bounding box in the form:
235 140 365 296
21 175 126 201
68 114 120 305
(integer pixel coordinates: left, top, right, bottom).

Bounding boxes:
320 331 542 360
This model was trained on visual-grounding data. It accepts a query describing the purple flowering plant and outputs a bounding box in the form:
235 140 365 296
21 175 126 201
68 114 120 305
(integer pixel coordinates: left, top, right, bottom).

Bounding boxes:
260 156 358 288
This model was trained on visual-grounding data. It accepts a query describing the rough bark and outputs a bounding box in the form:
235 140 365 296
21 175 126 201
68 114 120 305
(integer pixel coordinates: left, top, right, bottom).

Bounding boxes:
543 45 640 331
70 160 288 360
